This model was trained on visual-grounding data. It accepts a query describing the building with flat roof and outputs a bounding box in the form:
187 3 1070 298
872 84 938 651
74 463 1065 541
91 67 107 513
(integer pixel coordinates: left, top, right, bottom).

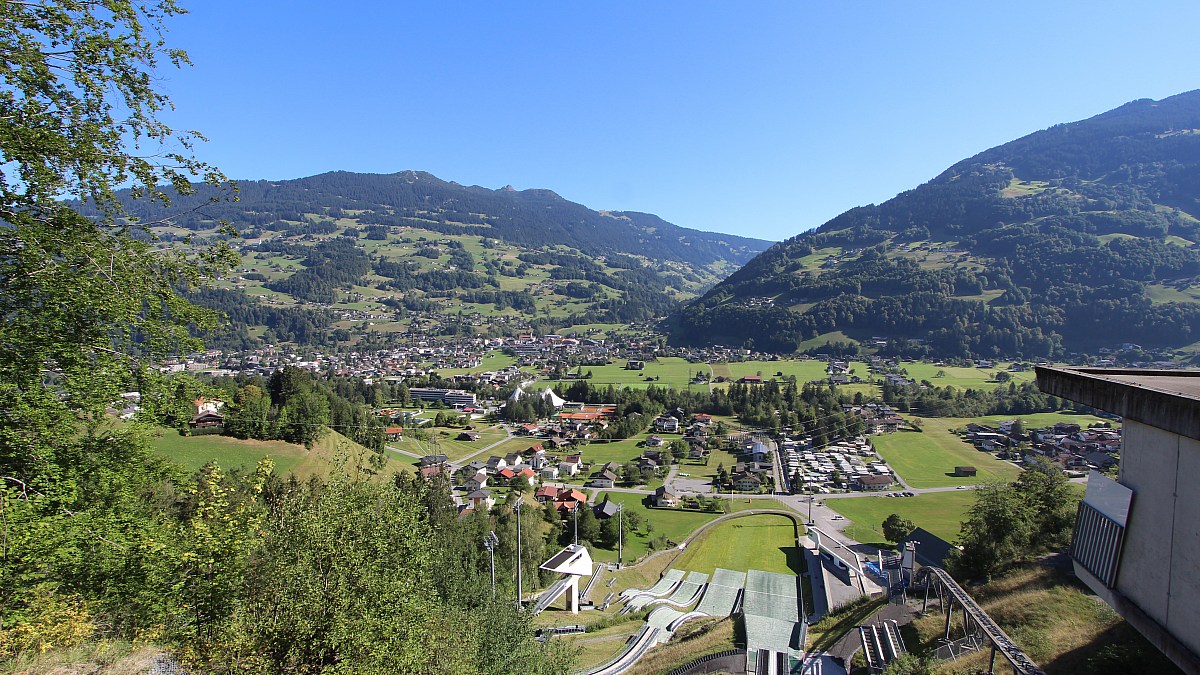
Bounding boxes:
408 387 477 408
1036 367 1200 675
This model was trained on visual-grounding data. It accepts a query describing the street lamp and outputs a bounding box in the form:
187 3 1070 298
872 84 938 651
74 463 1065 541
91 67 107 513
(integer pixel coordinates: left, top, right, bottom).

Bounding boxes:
484 530 499 599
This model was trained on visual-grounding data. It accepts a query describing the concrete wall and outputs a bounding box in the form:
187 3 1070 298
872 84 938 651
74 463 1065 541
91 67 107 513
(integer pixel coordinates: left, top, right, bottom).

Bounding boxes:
1118 420 1200 661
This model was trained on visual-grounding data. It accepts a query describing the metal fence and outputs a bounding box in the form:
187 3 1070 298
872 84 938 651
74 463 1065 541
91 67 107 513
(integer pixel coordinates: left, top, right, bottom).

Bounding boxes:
665 648 748 675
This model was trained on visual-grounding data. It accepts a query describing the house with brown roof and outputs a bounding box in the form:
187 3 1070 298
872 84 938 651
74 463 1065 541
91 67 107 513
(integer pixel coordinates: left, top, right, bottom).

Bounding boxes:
559 456 582 476
535 485 561 503
466 490 494 511
555 489 588 513
855 474 894 491
465 471 489 492
732 472 761 492
589 469 618 489
654 485 678 507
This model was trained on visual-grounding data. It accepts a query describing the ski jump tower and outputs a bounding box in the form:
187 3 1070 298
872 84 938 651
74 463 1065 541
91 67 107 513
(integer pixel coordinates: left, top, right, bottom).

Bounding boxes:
539 544 593 613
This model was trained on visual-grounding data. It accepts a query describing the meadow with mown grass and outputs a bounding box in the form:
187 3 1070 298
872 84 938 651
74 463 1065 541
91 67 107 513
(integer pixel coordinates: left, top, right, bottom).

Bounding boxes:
824 491 977 546
671 514 804 576
148 427 407 477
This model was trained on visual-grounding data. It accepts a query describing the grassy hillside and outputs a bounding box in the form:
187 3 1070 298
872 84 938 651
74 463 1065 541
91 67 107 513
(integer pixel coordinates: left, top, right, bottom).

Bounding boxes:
908 564 1182 674
85 171 770 349
149 428 407 478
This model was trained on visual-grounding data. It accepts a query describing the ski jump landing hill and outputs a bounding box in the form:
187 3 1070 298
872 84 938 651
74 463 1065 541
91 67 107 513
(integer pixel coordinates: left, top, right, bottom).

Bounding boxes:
579 566 808 675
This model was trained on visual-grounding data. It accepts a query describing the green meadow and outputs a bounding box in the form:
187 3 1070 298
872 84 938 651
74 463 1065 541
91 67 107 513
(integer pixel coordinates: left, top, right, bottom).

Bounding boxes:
671 514 804 576
871 425 1021 489
826 491 977 546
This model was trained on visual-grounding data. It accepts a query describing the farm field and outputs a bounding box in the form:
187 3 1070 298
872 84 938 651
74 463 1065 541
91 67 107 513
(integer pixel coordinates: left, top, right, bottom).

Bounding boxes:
540 357 705 391
722 359 840 383
900 361 1036 389
431 351 517 376
965 411 1112 430
871 424 1021 489
420 425 510 461
873 411 1111 488
691 448 739 483
578 435 655 467
671 514 804 576
825 491 977 546
391 426 517 463
795 331 857 351
149 431 307 475
1145 282 1200 305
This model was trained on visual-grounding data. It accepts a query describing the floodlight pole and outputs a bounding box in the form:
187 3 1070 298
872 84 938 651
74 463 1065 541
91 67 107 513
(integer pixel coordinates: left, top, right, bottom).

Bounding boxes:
808 493 815 527
617 503 624 568
515 499 523 610
484 531 498 600
573 503 579 545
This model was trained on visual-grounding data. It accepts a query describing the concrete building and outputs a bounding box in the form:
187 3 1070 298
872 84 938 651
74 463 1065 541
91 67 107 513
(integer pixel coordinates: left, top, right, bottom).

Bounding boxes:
1037 367 1200 675
408 387 477 407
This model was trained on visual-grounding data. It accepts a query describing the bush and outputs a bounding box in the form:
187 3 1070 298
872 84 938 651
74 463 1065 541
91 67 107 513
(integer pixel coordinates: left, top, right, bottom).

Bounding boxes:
0 584 96 659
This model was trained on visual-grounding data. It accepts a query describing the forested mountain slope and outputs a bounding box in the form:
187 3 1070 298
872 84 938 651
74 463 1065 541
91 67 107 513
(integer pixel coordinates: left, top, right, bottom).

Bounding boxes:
674 90 1200 358
83 171 769 347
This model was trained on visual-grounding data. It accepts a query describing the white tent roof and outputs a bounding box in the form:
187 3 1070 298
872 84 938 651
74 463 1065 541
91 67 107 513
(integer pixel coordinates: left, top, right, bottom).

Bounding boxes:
507 385 567 408
542 387 566 408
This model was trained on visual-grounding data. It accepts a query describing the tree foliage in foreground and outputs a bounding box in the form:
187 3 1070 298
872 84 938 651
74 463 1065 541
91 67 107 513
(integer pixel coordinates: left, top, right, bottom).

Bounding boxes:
0 3 567 672
948 458 1080 580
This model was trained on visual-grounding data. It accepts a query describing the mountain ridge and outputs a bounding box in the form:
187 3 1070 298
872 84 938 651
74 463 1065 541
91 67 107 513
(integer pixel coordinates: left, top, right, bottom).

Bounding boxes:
91 169 770 269
673 90 1200 359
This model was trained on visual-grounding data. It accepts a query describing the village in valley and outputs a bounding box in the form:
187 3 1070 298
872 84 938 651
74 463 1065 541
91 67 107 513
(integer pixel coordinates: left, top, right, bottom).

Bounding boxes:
135 326 1141 675
12 4 1200 672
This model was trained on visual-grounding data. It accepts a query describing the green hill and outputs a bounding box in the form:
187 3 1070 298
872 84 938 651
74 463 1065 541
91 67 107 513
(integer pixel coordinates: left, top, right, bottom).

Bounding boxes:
674 90 1200 358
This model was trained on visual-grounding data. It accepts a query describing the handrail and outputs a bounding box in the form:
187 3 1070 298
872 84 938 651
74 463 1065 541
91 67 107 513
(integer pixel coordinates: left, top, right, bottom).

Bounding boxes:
915 567 1046 675
581 566 602 602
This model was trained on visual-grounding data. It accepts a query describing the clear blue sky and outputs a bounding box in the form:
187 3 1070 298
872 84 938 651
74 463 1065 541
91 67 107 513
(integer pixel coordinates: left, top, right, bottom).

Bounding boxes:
161 1 1200 242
